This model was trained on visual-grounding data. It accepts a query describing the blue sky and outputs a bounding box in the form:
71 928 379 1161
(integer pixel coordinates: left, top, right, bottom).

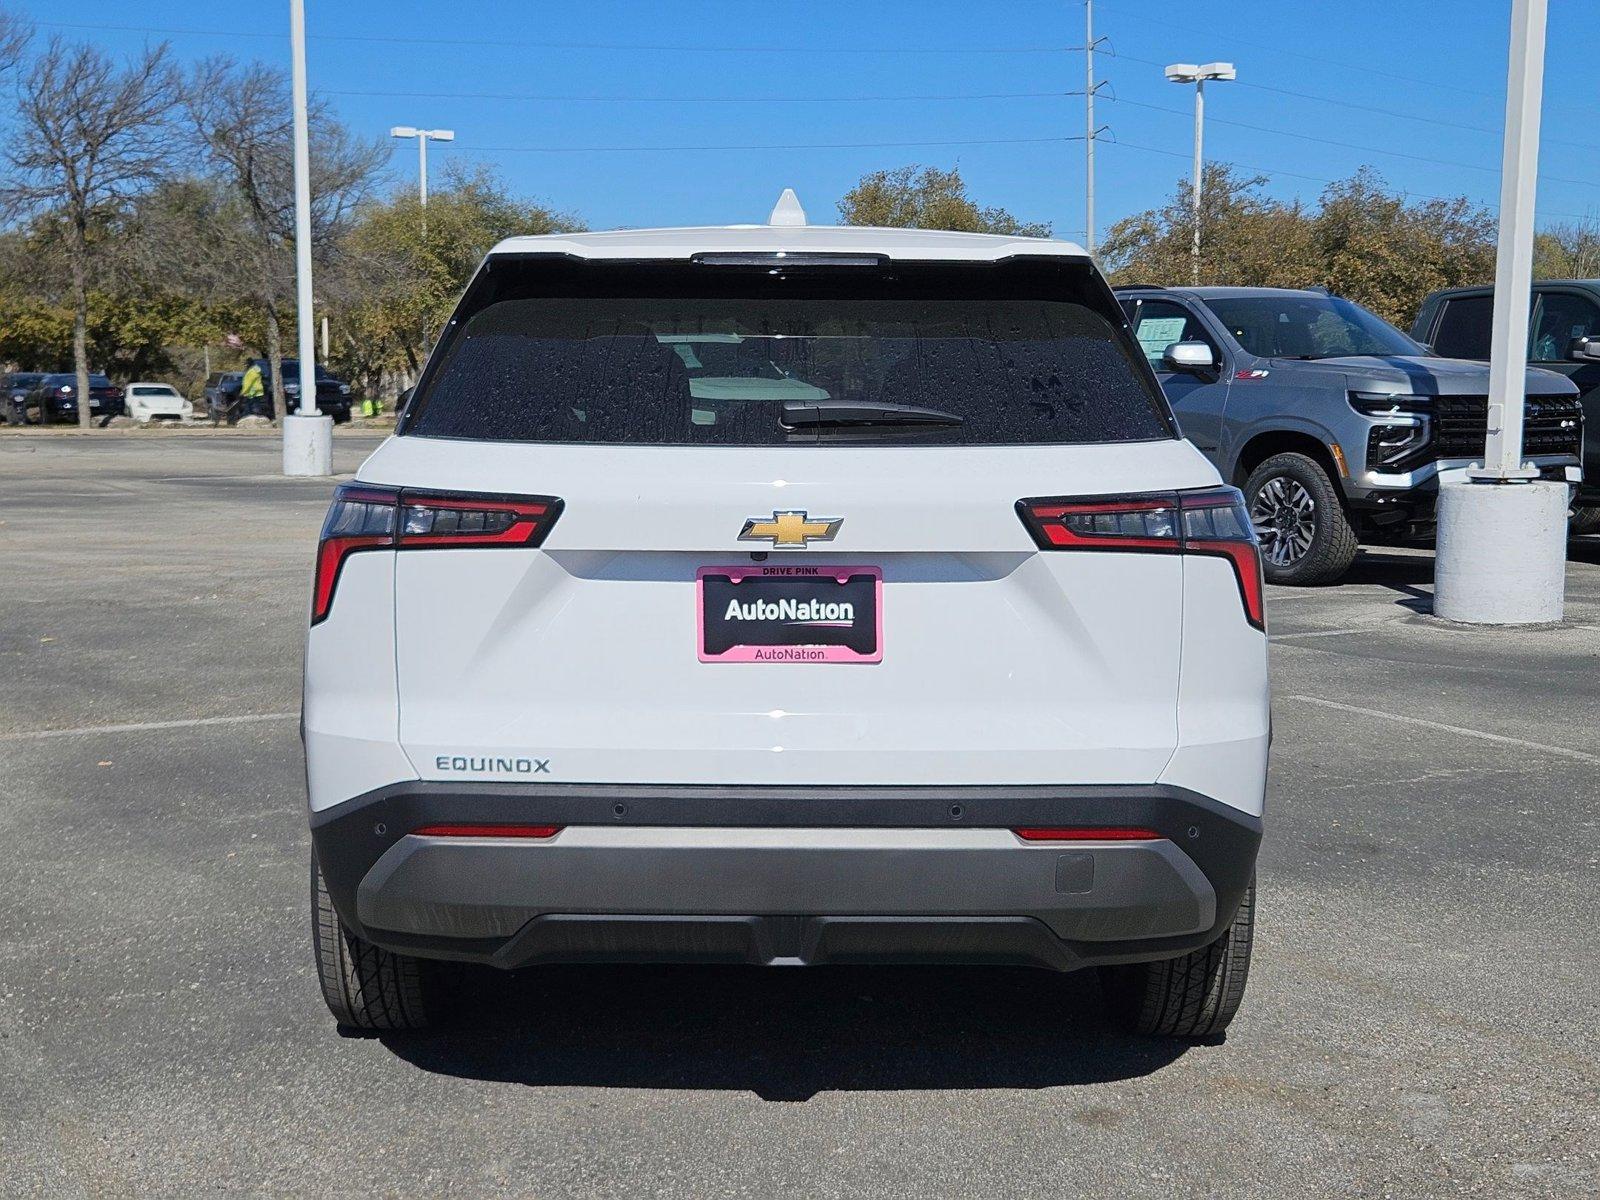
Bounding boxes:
19 1 1600 240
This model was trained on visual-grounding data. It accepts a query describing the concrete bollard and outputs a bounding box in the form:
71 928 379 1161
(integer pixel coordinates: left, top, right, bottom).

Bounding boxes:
282 412 334 477
1434 480 1567 624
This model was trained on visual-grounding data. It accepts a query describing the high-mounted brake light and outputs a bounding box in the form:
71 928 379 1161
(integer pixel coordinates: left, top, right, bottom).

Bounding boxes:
1017 487 1265 631
311 485 563 625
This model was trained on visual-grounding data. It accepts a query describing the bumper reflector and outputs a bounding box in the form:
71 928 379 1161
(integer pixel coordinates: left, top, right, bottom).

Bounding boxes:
1013 827 1162 842
413 824 563 839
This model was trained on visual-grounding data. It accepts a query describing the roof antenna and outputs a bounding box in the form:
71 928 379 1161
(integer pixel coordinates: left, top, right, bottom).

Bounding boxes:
768 188 807 227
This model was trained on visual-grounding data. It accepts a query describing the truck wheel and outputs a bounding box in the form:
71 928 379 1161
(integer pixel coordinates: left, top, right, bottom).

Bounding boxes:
1099 880 1255 1038
311 855 436 1031
1244 452 1358 585
1571 506 1600 537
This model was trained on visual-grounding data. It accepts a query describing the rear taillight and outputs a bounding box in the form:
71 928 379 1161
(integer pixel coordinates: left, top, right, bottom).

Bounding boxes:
1017 487 1265 631
311 485 563 625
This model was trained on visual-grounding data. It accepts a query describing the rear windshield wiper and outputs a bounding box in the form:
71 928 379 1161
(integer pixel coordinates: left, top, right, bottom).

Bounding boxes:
780 400 964 428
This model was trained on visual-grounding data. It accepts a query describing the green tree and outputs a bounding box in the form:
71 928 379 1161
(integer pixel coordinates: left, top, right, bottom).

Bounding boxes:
1534 219 1600 279
837 165 1050 236
1103 166 1496 328
3 36 179 426
1102 164 1316 290
327 164 582 397
186 57 384 421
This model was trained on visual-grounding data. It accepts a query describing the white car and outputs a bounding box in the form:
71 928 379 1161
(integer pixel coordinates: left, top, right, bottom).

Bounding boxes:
303 193 1270 1037
124 382 193 422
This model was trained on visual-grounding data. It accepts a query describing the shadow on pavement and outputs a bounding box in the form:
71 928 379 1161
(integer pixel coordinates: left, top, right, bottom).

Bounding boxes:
1340 548 1435 611
381 962 1189 1101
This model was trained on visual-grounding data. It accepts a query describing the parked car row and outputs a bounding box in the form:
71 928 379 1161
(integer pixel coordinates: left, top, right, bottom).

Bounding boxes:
203 360 354 424
3 360 357 426
1118 284 1586 584
4 373 128 425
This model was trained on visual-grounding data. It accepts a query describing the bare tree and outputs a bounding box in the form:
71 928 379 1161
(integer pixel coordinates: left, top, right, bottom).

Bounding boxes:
3 37 178 427
186 57 384 422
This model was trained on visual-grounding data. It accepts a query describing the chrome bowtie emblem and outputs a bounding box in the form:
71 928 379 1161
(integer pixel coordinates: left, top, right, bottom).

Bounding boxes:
737 510 842 548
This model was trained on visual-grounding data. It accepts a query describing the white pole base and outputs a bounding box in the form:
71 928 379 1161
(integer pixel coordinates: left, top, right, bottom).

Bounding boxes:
282 412 334 477
1434 480 1567 624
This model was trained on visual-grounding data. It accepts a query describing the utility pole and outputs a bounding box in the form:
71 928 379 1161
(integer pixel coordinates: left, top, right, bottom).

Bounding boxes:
1164 62 1236 285
1084 0 1096 259
282 0 332 476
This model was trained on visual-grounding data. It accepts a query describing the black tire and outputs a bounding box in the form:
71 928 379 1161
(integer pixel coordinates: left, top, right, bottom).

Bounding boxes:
311 855 436 1031
1099 880 1255 1038
1244 452 1358 585
1571 506 1600 537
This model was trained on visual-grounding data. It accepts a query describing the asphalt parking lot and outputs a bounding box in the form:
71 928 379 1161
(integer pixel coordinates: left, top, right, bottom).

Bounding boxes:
1 433 1596 1198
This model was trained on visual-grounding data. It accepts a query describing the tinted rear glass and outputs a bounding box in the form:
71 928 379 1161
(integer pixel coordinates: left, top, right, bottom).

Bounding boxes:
404 259 1172 446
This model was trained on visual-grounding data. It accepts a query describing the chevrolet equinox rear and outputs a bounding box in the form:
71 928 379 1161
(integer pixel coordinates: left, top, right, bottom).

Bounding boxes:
304 203 1269 1038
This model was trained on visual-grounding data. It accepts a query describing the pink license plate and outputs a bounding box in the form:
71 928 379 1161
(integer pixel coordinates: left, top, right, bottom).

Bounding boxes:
698 564 883 663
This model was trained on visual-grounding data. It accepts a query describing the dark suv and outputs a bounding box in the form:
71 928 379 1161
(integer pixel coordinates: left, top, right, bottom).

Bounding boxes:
3 372 46 424
16 373 127 425
248 359 353 423
1412 281 1600 530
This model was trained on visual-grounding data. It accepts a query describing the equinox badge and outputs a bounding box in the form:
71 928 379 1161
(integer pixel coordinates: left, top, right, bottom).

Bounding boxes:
738 510 842 548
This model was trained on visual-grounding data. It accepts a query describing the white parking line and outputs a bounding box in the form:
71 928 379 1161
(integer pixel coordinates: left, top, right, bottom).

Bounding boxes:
1270 627 1379 641
1287 695 1600 764
0 713 298 742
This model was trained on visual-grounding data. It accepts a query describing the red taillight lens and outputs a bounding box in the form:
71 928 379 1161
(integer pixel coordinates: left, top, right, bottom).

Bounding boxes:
413 823 562 839
1178 488 1266 632
312 487 398 624
1013 827 1162 841
311 485 563 625
1017 486 1265 631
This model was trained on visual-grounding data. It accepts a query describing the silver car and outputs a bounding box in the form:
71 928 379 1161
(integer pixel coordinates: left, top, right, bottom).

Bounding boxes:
1115 286 1582 584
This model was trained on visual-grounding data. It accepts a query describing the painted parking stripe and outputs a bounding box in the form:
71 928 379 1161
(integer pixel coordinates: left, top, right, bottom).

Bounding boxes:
0 713 298 742
1287 695 1600 765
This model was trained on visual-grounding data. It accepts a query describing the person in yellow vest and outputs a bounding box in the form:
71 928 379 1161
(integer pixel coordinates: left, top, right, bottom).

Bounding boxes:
360 391 382 419
238 361 265 420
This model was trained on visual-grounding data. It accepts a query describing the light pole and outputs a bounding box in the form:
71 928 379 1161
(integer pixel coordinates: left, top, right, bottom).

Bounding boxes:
1164 62 1235 285
389 126 454 233
1434 0 1566 624
282 0 331 477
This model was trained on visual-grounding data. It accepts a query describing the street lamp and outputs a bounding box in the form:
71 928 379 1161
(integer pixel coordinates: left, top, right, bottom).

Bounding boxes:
282 0 330 477
1164 61 1236 285
389 125 454 213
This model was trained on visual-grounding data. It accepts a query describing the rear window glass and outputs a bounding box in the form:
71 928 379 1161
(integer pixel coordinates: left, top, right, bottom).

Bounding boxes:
404 259 1173 446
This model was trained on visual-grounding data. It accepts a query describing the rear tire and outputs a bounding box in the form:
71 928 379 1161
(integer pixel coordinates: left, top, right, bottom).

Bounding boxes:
1099 880 1255 1038
1571 506 1600 537
311 855 436 1031
1244 452 1358 585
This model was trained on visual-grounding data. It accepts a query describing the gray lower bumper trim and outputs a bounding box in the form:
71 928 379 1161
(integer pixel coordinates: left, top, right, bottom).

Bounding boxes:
357 826 1215 959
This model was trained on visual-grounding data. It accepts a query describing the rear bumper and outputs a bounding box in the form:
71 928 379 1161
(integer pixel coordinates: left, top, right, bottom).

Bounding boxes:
311 782 1261 972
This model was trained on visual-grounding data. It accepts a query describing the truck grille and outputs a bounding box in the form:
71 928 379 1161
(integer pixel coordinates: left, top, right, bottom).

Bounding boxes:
1433 394 1582 460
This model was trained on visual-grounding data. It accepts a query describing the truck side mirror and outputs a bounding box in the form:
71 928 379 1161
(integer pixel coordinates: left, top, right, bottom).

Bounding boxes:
1163 340 1217 374
1566 335 1600 363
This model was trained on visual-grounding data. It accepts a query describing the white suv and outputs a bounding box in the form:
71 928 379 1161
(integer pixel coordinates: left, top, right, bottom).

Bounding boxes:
304 197 1269 1038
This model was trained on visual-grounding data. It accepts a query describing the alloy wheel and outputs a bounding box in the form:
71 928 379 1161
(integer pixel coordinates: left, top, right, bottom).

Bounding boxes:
1249 475 1317 567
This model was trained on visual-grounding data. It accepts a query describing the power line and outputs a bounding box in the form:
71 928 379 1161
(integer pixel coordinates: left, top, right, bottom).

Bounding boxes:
328 88 1083 105
1106 95 1600 191
458 135 1082 154
36 20 1083 54
1093 1 1499 100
